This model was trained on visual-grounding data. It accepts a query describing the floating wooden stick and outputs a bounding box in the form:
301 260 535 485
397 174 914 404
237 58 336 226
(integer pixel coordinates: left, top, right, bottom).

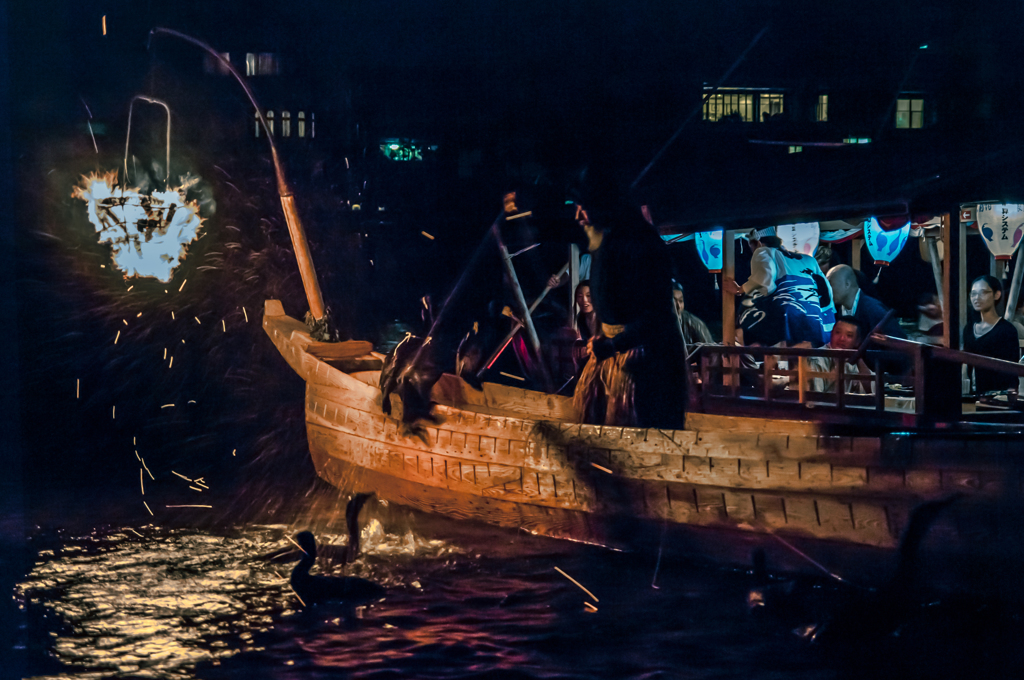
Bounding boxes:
554 566 599 602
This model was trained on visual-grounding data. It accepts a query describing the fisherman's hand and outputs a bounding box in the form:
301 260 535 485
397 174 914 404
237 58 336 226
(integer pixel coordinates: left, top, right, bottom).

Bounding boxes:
590 336 616 362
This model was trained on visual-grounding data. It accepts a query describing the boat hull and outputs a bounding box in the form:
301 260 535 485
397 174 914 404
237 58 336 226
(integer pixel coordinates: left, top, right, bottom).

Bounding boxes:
265 300 1024 596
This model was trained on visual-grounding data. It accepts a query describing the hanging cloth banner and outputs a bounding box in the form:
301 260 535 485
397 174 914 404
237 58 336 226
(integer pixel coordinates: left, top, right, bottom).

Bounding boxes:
776 222 819 255
972 203 1024 260
819 228 863 243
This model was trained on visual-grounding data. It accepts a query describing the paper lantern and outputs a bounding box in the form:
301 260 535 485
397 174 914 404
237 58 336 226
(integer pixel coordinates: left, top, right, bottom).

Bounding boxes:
864 217 910 266
694 229 724 273
777 222 819 255
973 204 1024 260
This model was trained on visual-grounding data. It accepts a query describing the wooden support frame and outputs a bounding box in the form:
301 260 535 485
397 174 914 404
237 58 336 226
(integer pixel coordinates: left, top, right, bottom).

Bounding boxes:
722 230 737 345
942 211 964 350
851 237 864 271
722 231 738 390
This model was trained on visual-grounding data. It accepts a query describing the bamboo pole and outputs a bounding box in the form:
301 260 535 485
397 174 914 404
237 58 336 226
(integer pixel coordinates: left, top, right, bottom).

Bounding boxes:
492 222 552 390
148 28 326 321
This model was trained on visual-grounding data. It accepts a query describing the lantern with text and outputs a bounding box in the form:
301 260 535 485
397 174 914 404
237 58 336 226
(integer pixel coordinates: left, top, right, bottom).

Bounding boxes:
864 217 910 266
974 204 1024 260
694 229 724 273
777 222 819 255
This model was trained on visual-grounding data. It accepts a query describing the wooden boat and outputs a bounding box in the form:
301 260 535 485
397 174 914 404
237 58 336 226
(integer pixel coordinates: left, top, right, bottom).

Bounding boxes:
264 297 1024 597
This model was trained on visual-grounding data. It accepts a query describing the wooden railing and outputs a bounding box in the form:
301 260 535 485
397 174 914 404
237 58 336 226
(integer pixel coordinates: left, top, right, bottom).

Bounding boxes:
690 335 1024 425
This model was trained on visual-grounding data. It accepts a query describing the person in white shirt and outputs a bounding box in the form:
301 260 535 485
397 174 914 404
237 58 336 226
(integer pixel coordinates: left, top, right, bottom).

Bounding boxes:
806 316 874 394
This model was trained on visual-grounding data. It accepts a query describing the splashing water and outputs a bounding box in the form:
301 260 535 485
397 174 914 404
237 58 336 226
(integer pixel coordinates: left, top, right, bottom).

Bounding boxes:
72 170 205 282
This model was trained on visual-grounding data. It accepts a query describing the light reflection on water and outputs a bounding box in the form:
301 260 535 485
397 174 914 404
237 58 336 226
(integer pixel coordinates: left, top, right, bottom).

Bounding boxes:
14 508 840 680
16 495 1024 680
15 521 460 679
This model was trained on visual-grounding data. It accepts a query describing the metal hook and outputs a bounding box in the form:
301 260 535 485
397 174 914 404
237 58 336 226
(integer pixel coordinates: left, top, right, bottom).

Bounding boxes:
124 95 172 190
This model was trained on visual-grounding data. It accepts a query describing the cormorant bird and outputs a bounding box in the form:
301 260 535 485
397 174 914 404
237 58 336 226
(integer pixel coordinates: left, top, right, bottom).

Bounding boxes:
290 493 386 607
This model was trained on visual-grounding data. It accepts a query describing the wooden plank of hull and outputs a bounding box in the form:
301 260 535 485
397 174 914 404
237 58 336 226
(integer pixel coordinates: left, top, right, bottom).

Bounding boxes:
307 417 903 549
306 382 1017 509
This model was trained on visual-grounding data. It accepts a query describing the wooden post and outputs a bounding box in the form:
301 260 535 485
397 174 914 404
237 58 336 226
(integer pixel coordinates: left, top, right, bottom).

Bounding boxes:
926 236 944 310
942 212 963 350
722 231 737 390
723 231 737 345
852 238 864 271
1004 245 1024 321
797 356 806 404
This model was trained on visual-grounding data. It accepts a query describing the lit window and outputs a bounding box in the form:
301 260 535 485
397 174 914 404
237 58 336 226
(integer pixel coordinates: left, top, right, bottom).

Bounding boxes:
282 111 291 138
298 112 306 138
788 146 802 154
245 53 256 77
703 89 783 123
816 94 828 122
760 93 783 121
703 92 754 122
266 110 274 136
896 98 924 128
255 111 260 138
311 112 315 139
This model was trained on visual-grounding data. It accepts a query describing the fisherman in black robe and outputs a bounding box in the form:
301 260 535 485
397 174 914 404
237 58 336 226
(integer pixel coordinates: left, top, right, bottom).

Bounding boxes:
571 181 686 429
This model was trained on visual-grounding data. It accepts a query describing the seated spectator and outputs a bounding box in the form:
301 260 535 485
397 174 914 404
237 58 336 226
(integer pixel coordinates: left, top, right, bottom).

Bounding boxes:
805 316 873 394
575 279 599 342
963 275 1020 394
913 293 944 345
672 281 715 347
827 265 907 340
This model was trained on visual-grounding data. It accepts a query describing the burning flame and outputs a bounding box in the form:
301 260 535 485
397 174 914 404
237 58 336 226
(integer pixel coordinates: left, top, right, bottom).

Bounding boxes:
73 170 205 282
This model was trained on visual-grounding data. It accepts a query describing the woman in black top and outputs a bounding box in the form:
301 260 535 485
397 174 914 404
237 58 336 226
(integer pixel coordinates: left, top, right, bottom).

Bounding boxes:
963 275 1020 393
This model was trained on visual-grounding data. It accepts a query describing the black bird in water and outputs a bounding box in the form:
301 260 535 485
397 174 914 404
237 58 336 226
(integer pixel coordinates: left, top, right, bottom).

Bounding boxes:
747 494 964 651
290 493 386 607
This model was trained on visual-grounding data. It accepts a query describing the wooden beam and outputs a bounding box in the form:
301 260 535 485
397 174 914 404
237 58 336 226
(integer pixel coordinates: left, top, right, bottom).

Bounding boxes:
722 230 737 346
926 236 944 309
942 212 962 350
851 238 864 271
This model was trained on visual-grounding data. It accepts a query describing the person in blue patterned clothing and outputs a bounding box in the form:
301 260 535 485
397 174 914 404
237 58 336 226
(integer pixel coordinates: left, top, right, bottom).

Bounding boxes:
724 227 836 347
